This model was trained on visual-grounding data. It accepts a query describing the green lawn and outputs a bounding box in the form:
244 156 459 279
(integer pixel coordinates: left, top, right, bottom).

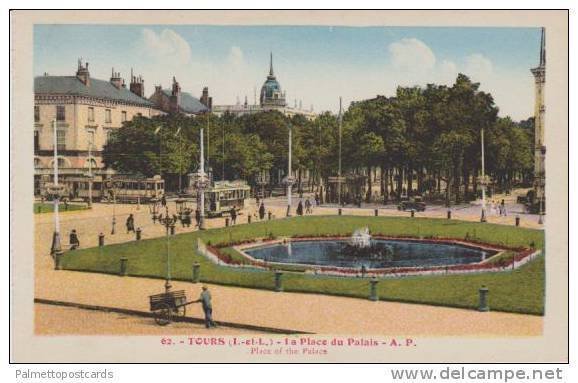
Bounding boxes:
60 216 545 315
34 202 89 214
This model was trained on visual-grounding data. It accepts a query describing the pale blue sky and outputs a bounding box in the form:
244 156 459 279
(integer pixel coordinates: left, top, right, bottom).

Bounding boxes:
34 25 543 120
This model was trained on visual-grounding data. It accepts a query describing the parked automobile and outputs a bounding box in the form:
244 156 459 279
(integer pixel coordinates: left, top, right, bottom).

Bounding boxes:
397 197 426 212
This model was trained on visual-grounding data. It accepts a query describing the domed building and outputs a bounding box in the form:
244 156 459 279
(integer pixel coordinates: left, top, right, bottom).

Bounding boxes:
213 53 316 120
260 53 286 108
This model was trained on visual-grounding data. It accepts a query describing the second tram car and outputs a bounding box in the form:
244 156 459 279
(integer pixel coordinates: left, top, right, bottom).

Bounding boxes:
41 175 165 203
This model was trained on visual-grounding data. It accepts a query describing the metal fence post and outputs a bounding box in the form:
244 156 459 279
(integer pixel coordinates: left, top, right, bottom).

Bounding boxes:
369 278 379 301
192 262 201 283
478 286 489 312
120 257 128 276
274 271 284 292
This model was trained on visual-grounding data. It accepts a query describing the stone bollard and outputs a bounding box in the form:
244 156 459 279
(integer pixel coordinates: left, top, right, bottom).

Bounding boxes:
248 215 252 224
268 211 272 221
515 216 520 227
192 262 201 283
274 271 284 292
447 210 452 219
338 208 342 216
120 257 128 276
136 228 141 240
411 209 415 218
53 250 63 270
478 286 489 312
98 232 105 247
170 224 175 236
369 278 379 301
225 217 230 227
374 209 378 217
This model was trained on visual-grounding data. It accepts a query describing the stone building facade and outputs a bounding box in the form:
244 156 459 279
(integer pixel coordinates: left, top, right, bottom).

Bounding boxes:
34 60 164 194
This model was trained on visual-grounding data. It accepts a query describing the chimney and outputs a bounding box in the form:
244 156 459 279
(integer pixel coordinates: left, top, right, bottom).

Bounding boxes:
170 77 181 113
76 58 90 86
200 87 212 110
110 68 123 89
129 68 145 97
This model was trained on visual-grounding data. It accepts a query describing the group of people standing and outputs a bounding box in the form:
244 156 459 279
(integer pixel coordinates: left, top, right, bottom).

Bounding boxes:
295 198 315 216
488 199 508 216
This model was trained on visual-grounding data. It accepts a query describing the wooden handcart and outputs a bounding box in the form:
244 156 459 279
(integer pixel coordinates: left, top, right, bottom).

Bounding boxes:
149 290 195 326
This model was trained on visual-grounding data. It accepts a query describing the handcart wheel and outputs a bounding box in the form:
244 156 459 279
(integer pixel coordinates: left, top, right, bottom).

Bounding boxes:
176 305 186 319
154 303 172 326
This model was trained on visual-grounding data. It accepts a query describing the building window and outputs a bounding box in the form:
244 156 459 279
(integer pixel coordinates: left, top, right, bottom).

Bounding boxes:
85 158 97 169
57 158 67 168
105 129 114 144
105 109 112 123
56 130 66 151
34 106 40 122
88 107 95 122
121 111 127 122
56 105 66 121
34 158 41 168
87 129 95 148
34 131 39 152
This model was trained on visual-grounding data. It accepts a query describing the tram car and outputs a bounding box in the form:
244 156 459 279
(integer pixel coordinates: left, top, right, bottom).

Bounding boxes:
102 175 165 203
204 180 251 218
42 175 165 203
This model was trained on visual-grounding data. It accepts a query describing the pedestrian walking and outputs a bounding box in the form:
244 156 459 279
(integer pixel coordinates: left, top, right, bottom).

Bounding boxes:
230 206 237 225
501 199 507 216
161 195 166 207
305 198 312 214
195 208 201 228
259 202 266 220
296 200 304 216
69 229 80 250
194 286 216 328
126 214 135 233
314 192 320 206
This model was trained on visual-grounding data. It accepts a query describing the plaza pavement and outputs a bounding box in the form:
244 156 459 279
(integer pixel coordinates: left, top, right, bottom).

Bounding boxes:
34 190 544 336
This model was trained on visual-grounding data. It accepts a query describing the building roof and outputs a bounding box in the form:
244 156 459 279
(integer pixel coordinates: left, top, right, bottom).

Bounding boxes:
161 89 208 114
34 76 155 107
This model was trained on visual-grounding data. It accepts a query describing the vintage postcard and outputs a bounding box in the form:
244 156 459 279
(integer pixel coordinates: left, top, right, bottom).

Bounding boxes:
10 10 568 363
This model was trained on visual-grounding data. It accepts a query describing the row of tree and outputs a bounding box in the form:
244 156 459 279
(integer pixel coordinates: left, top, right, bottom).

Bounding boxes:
103 74 534 204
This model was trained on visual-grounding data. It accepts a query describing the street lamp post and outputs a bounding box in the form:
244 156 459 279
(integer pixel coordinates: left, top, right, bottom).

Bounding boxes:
538 145 546 224
158 204 177 293
111 182 117 234
286 123 295 217
194 126 210 230
480 127 487 223
338 97 343 207
87 140 93 208
49 119 62 258
177 127 182 194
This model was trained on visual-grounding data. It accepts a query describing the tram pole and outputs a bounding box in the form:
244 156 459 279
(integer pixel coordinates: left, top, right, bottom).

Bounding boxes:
286 123 293 217
50 119 62 257
480 127 487 223
199 126 207 230
88 140 93 207
338 97 343 207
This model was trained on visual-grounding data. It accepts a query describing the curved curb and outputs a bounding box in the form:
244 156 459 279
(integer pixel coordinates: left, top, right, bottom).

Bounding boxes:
34 298 311 335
